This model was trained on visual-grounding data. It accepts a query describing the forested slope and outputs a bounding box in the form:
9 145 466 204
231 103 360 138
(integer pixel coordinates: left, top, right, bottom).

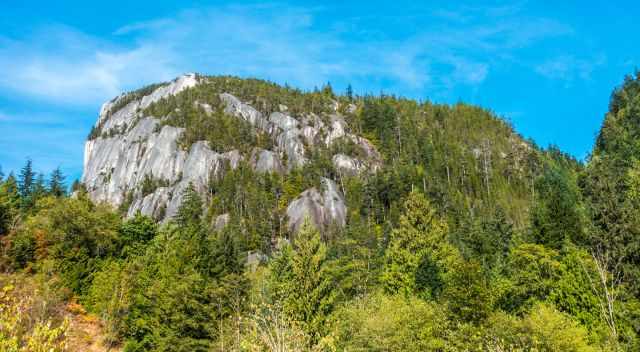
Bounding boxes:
1 72 639 351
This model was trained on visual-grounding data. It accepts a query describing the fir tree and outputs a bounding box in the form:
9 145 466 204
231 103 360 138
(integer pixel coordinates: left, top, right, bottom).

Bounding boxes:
269 219 337 343
175 182 203 227
18 158 34 199
48 167 67 197
345 84 353 101
32 173 47 200
381 190 456 298
0 173 20 235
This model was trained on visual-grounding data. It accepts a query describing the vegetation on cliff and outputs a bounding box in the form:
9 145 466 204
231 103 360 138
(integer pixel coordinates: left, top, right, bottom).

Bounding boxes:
2 72 640 351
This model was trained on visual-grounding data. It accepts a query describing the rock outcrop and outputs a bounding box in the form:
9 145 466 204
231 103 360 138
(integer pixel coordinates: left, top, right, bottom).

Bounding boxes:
286 178 347 234
82 73 380 229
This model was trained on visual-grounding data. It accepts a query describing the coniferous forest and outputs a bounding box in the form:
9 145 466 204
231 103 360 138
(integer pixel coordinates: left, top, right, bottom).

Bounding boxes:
2 72 640 351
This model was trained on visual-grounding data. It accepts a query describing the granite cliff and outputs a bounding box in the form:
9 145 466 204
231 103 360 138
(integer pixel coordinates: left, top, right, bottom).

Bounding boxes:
82 74 381 232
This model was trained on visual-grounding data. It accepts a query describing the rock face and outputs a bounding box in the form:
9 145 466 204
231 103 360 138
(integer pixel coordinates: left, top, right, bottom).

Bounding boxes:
286 178 347 234
213 213 230 231
82 73 379 229
250 149 284 174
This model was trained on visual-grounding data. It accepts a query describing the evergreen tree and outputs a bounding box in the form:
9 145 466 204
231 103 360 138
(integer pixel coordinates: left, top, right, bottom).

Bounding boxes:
0 173 20 235
583 72 640 298
18 158 34 199
345 84 353 101
269 219 337 342
3 173 19 200
118 213 157 256
48 167 67 197
32 173 47 201
531 164 586 248
175 182 203 227
454 208 513 272
381 190 456 298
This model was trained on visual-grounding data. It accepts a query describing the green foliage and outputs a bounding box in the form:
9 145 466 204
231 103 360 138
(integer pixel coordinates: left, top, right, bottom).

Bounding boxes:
381 190 456 298
175 182 203 227
443 260 493 322
7 73 640 349
269 220 337 343
498 243 562 313
486 303 597 351
139 174 169 198
6 195 121 294
452 207 513 273
18 159 35 209
47 167 66 197
331 292 449 351
583 71 640 297
207 162 284 252
547 246 605 339
531 162 587 248
0 174 20 237
119 213 157 256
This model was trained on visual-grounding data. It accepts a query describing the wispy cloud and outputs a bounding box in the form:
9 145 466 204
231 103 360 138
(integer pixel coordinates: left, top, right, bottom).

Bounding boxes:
535 54 607 84
0 3 577 107
0 25 179 106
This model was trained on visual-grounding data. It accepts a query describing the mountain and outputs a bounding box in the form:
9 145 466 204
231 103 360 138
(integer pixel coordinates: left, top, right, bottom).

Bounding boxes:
83 73 549 239
83 73 381 234
6 72 640 351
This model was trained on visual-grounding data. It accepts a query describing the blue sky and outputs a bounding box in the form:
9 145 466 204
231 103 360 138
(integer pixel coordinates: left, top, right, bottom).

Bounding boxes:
1 1 638 182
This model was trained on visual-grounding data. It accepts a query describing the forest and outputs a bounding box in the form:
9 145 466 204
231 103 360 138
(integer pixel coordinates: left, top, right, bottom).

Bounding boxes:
1 72 640 351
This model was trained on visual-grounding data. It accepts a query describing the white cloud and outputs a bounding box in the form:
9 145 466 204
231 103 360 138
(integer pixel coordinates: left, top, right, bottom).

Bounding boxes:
535 54 607 83
0 26 179 106
0 3 577 106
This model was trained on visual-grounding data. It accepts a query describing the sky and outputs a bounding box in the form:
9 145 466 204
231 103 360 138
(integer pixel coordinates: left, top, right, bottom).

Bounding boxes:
0 1 638 182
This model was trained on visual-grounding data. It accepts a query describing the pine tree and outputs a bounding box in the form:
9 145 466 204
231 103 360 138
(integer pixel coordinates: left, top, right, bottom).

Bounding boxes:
345 84 353 101
4 173 19 200
0 173 20 235
32 173 47 200
175 182 203 227
49 167 67 197
530 164 586 248
18 158 34 199
381 190 456 298
269 219 337 342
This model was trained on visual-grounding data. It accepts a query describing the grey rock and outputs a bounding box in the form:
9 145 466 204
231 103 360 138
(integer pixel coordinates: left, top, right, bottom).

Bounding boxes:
84 77 381 223
275 129 306 169
220 93 269 130
269 112 299 131
246 250 267 271
286 177 347 233
332 154 364 176
251 149 284 174
213 213 231 231
127 187 171 220
325 114 347 146
98 73 198 133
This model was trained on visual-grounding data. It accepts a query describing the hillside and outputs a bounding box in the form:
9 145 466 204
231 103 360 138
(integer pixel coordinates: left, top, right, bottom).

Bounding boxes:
83 73 555 251
1 72 639 351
